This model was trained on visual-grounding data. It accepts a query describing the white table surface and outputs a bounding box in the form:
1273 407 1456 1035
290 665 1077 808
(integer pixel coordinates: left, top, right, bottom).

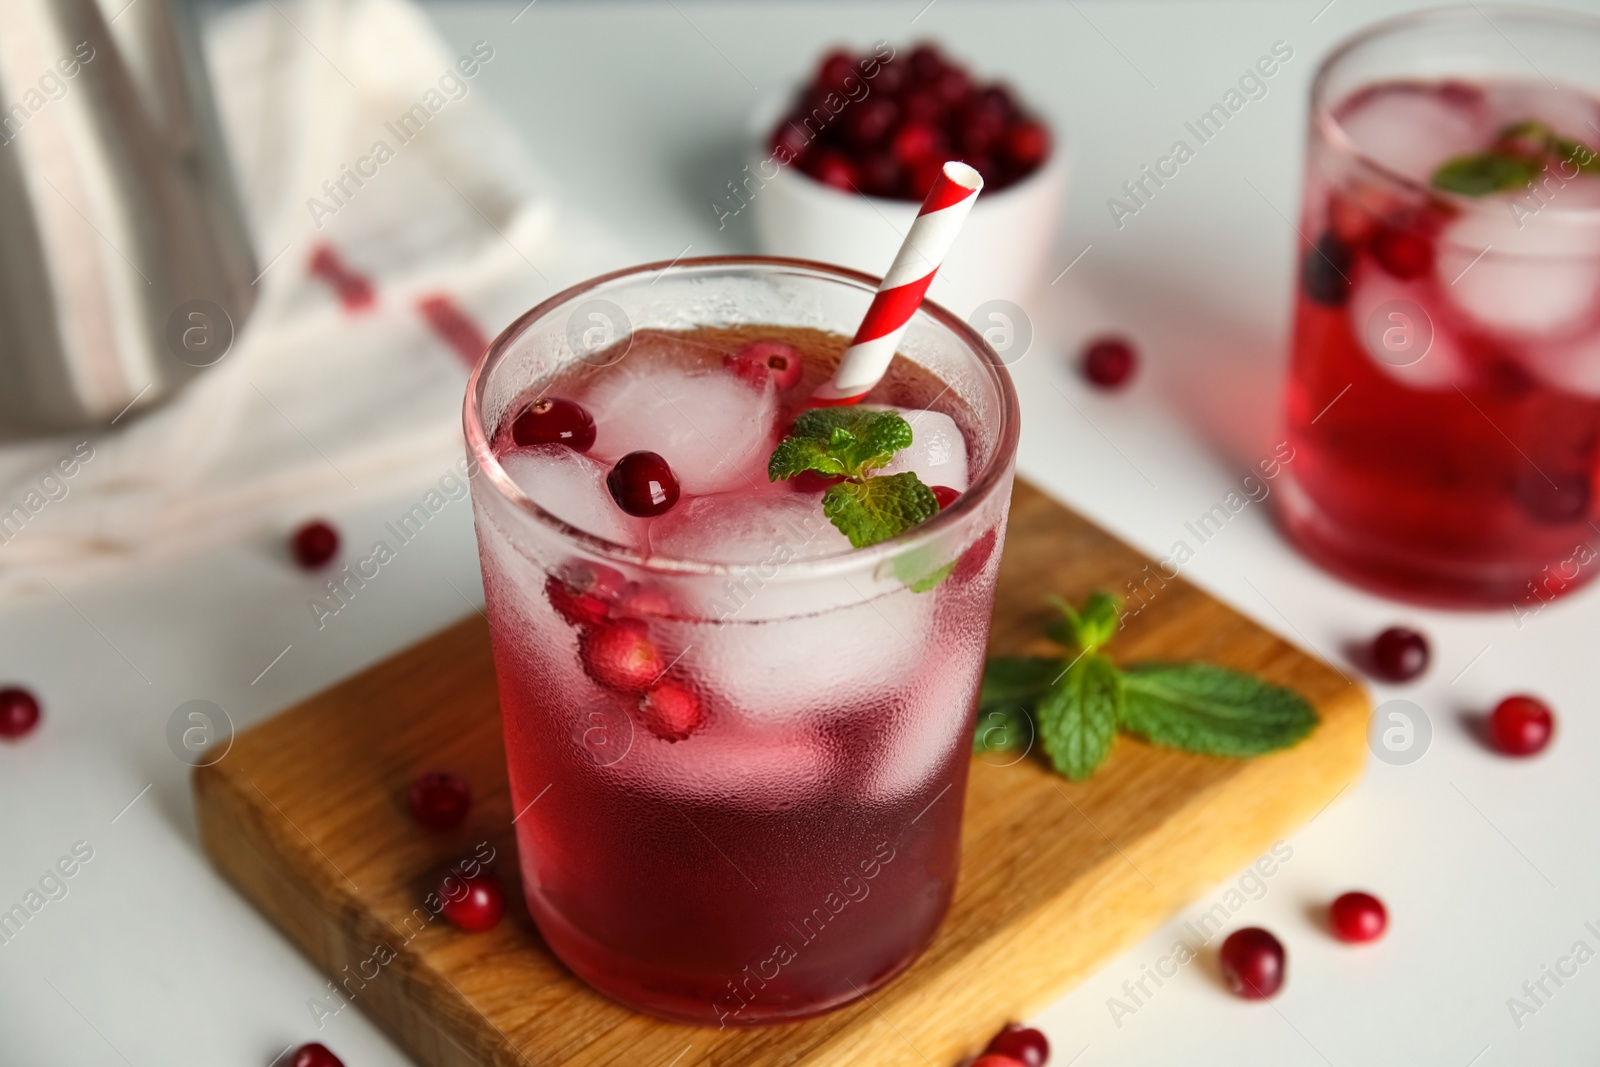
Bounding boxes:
5 0 1600 1063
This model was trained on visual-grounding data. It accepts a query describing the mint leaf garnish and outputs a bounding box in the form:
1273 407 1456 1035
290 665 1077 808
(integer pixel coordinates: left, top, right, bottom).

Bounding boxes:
769 408 936 549
976 593 1319 780
1433 119 1600 196
1432 153 1542 196
822 473 938 549
1037 653 1122 780
1122 663 1316 757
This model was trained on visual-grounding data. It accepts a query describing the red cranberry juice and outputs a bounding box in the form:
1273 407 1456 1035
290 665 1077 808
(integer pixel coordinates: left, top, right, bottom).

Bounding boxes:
1282 79 1600 605
476 327 1000 1025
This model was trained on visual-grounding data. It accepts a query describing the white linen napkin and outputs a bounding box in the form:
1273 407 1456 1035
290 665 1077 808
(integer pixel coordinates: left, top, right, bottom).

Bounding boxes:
0 0 630 602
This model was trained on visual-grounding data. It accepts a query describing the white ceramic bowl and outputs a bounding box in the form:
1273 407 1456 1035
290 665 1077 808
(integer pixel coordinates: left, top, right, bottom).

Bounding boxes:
745 93 1067 319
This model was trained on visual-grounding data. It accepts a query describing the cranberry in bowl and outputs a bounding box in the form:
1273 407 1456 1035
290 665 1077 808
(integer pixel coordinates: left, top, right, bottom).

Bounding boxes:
746 41 1067 316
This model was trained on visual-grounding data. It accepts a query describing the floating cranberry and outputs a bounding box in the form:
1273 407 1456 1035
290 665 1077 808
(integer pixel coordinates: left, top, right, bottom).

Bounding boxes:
580 618 665 692
1218 927 1285 999
1329 891 1388 943
616 581 676 620
639 681 706 742
440 869 505 932
408 771 471 830
1370 626 1429 682
291 520 339 569
511 397 595 452
1081 336 1137 389
952 527 998 584
788 469 846 494
984 1023 1049 1067
545 574 609 627
290 1043 344 1067
0 687 40 740
607 451 680 517
728 340 804 392
1302 232 1353 307
931 485 961 511
1370 227 1434 279
1489 695 1554 756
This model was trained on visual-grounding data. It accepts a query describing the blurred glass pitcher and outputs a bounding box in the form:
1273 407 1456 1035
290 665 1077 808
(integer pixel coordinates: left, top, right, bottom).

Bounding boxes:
0 0 255 439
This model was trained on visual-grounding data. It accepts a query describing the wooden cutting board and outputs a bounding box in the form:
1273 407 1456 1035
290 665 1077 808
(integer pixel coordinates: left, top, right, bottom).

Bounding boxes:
193 479 1368 1067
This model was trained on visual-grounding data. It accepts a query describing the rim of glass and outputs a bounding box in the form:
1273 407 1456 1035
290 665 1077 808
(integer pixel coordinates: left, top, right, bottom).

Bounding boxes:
1311 3 1600 221
463 254 1021 579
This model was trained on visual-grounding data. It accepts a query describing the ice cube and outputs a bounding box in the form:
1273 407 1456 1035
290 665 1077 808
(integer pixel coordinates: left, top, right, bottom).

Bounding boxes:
1484 83 1600 151
1436 210 1600 337
581 362 778 496
1337 83 1488 186
499 445 650 548
1349 270 1466 390
877 407 970 491
677 584 936 725
649 485 851 564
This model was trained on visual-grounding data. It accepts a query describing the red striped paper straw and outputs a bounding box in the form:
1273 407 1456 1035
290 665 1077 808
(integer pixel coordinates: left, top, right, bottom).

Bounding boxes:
813 160 984 406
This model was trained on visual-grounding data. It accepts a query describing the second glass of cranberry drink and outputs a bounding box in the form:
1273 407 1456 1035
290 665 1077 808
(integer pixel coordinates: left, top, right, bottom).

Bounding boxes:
464 258 1018 1025
1281 7 1600 606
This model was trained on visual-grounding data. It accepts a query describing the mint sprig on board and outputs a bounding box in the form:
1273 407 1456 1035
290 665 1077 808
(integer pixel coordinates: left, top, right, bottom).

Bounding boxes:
974 593 1318 780
1432 119 1600 197
768 408 937 548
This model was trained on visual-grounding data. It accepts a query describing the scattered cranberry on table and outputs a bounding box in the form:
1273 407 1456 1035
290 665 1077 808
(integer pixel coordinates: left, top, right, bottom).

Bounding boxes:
1329 891 1388 943
972 1057 1028 1067
726 340 805 391
440 869 506 932
983 1022 1050 1067
291 520 340 570
1080 336 1137 389
290 1043 343 1067
511 396 596 452
1218 927 1285 999
607 451 680 517
1489 695 1555 756
580 618 666 692
0 686 40 740
638 680 706 742
772 42 1052 200
408 771 472 831
1369 626 1429 682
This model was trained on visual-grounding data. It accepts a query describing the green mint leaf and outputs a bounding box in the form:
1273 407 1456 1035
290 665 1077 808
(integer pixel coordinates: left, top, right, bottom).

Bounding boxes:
1044 592 1122 654
1556 137 1600 175
1120 663 1317 758
774 408 915 478
973 656 1056 754
980 655 1060 709
973 704 1033 754
822 472 938 549
768 435 848 481
1035 653 1122 780
1432 151 1542 197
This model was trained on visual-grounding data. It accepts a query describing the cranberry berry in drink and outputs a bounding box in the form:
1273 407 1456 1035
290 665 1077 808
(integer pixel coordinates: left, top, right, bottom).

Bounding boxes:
463 258 1019 1025
1280 8 1600 606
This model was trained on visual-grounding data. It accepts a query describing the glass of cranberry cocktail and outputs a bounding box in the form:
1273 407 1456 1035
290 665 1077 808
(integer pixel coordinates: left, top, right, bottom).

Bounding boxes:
463 257 1019 1025
1280 6 1600 606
